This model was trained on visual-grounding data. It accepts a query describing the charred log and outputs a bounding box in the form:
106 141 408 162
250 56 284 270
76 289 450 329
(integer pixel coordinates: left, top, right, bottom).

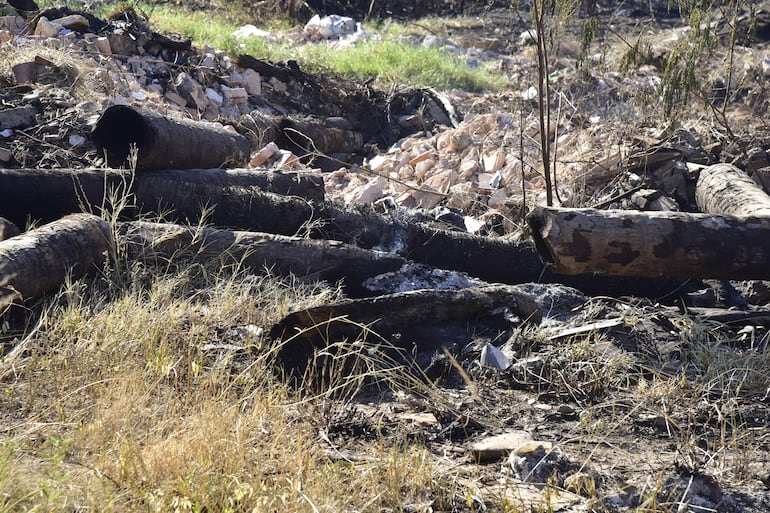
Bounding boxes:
279 117 364 155
696 163 770 216
528 206 770 280
0 168 324 228
0 218 20 241
120 221 406 295
271 284 542 372
0 213 114 309
91 105 250 170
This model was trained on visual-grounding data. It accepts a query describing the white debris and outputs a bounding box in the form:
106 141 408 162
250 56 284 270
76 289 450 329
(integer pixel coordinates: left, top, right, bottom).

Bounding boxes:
479 343 511 370
232 24 275 40
522 86 538 101
68 134 86 146
304 14 356 39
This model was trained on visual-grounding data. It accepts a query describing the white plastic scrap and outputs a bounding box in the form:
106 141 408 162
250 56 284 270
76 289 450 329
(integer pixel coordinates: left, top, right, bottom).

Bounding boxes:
69 134 86 146
479 343 511 370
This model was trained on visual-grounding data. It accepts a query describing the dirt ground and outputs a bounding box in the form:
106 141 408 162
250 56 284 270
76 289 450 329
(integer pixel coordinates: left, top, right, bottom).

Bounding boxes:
1 1 770 511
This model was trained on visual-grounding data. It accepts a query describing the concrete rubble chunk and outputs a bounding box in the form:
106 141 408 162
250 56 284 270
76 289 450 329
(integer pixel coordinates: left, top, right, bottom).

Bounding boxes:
164 91 187 107
56 14 90 32
0 16 25 33
448 129 472 152
222 87 247 103
268 77 287 94
174 72 208 111
92 35 111 54
345 176 387 204
34 17 61 37
205 87 223 105
12 61 47 83
249 142 281 167
459 158 479 178
469 430 532 463
240 69 261 96
106 31 138 55
305 14 356 39
414 158 435 179
479 343 510 370
0 105 39 129
507 441 556 481
483 150 507 173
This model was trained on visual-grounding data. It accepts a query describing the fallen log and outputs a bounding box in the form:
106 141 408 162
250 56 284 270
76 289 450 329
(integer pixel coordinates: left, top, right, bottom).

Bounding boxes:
696 163 770 216
0 170 696 300
120 221 406 295
528 206 770 279
0 218 20 241
134 186 550 285
279 117 364 155
0 167 324 228
91 104 251 170
271 285 542 372
101 186 699 300
0 213 114 309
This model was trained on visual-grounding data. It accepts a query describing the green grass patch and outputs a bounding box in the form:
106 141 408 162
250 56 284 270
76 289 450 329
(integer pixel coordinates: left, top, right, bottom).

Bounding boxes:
114 3 506 91
299 37 508 91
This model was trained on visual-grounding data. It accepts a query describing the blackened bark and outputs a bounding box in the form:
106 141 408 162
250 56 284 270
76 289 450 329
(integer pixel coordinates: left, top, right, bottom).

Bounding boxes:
0 213 114 308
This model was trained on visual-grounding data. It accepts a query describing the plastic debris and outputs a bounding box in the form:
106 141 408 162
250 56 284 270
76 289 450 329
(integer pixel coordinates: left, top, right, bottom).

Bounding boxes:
479 343 511 370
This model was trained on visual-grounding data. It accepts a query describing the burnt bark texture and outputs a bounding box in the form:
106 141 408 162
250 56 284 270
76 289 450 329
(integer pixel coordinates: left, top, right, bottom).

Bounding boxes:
528 206 770 279
91 105 251 170
0 168 695 301
0 218 20 241
179 188 549 285
0 168 324 228
85 185 695 300
696 163 770 216
121 221 406 295
279 117 364 155
271 284 542 371
0 213 114 309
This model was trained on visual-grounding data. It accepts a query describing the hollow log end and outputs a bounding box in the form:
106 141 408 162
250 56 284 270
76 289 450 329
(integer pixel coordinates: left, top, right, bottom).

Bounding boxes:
91 105 151 169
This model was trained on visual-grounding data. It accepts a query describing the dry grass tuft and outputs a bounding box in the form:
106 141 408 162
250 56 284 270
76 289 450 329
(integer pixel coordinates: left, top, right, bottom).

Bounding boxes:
0 234 455 511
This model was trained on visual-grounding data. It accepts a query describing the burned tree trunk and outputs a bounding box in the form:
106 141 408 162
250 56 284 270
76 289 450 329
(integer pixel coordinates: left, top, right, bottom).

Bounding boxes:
98 185 695 298
696 163 770 216
528 206 770 279
133 187 688 299
120 221 406 295
91 105 251 170
0 168 324 227
0 218 20 241
0 169 697 300
0 213 114 309
143 186 549 285
279 118 364 155
271 285 543 372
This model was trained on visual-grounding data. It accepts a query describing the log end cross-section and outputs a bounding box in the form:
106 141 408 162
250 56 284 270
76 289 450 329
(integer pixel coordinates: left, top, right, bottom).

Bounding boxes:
92 105 251 171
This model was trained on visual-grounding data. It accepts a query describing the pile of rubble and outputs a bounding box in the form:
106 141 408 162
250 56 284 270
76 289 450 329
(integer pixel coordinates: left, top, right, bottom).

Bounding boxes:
4 3 770 236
